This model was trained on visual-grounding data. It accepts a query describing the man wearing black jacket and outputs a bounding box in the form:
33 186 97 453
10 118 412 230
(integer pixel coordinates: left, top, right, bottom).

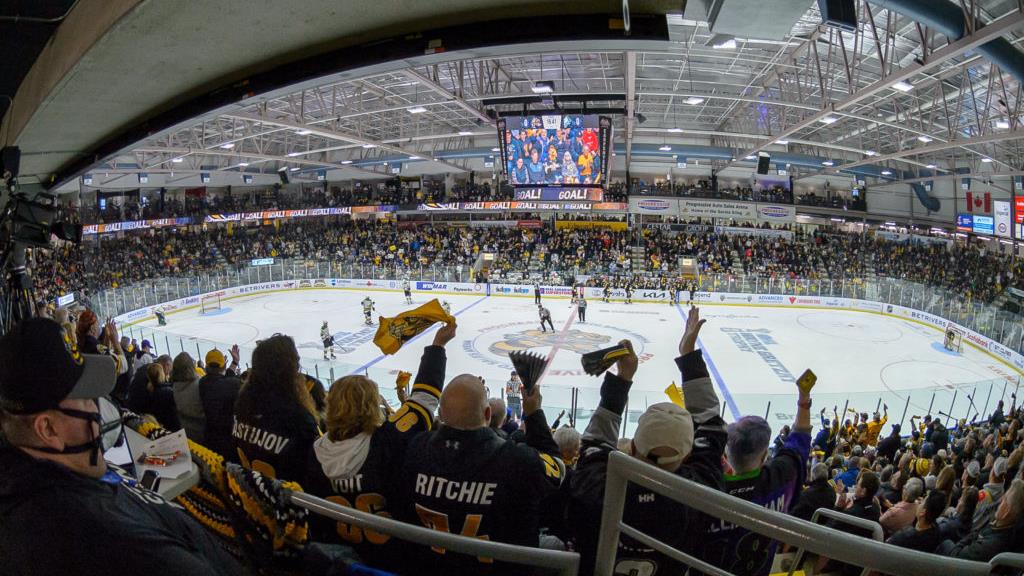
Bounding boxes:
876 424 901 463
199 346 242 462
790 463 837 522
569 307 727 576
0 318 244 576
399 369 566 574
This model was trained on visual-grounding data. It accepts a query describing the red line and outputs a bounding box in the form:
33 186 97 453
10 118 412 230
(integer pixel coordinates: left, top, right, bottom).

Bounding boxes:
536 305 578 387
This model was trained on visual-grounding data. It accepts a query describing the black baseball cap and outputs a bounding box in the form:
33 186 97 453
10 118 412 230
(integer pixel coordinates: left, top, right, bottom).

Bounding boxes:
0 318 116 415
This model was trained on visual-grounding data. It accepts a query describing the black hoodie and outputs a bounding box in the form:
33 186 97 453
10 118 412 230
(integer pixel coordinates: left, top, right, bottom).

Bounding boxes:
0 441 244 576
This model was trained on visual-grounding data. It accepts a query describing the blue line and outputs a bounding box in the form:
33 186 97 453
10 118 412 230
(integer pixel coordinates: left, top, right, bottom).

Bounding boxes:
351 295 489 375
674 304 741 420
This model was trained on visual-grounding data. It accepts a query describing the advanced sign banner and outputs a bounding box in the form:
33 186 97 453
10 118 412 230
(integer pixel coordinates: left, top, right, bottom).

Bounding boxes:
973 214 994 235
994 201 1011 238
513 187 604 201
630 197 795 223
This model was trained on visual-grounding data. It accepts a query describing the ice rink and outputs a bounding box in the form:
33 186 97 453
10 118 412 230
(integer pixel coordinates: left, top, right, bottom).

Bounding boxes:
129 288 1022 435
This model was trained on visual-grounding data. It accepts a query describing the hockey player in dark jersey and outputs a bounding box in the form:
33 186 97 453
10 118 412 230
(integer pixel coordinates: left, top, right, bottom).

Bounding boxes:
305 322 456 571
703 373 813 575
398 367 566 574
568 307 727 576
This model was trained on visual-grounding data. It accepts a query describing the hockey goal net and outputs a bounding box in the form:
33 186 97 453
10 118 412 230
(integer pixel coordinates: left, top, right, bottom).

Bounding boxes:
943 324 964 353
200 294 222 314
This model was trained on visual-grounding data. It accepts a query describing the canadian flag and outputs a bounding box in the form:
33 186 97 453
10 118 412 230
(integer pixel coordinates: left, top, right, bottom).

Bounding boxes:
965 191 991 213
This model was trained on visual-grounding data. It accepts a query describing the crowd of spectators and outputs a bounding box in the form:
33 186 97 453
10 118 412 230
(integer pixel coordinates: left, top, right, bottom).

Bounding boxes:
26 218 1024 310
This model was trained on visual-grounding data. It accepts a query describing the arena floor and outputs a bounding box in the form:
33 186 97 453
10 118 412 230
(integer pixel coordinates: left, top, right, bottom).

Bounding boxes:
130 289 1022 436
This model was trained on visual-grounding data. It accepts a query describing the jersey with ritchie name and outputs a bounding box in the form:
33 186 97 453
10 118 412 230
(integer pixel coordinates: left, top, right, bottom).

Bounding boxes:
304 345 446 570
399 408 565 575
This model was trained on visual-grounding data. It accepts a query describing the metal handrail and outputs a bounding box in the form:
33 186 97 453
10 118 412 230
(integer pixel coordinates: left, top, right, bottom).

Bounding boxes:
287 491 580 576
809 507 884 541
595 451 1002 576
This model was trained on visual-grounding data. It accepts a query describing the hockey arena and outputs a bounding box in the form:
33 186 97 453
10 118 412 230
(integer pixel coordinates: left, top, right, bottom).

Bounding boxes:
4 2 1024 575
127 285 1020 436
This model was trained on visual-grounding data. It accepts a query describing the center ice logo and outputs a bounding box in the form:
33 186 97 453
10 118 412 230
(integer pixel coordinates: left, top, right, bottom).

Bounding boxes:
488 329 611 357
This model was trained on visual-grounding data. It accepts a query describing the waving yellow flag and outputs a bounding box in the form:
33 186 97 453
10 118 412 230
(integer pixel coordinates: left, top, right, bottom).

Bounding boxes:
373 299 455 355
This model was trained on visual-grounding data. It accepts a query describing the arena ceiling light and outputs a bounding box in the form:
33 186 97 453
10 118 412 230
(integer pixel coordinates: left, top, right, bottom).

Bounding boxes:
981 157 993 163
277 166 288 172
892 81 913 92
683 97 704 105
407 106 428 114
864 150 877 156
289 167 300 172
287 152 302 157
713 39 737 49
819 116 838 124
822 160 834 166
341 160 353 164
881 170 893 175
744 155 756 160
219 142 235 149
667 128 684 133
659 145 672 151
531 81 555 94
409 156 421 160
171 157 184 163
926 164 937 169
361 144 377 149
995 120 1010 129
295 129 312 135
238 162 249 167
458 131 473 136
917 135 933 143
491 147 500 152
775 140 789 145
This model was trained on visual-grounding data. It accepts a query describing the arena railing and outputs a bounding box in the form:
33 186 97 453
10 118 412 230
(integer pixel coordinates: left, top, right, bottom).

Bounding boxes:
595 450 1024 576
85 259 1021 357
287 491 580 575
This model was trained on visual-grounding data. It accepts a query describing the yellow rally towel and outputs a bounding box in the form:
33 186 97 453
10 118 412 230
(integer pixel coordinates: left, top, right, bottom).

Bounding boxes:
373 299 455 355
664 381 685 408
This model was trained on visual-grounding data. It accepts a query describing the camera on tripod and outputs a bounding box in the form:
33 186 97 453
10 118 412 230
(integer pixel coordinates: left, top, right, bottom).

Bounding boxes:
0 147 84 334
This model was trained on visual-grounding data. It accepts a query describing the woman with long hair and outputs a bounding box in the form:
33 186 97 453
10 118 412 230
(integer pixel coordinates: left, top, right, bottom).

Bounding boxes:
305 323 455 569
127 362 181 431
233 334 319 485
171 352 205 444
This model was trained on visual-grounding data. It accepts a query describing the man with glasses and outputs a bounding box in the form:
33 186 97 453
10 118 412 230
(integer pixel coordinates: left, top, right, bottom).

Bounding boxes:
0 318 244 575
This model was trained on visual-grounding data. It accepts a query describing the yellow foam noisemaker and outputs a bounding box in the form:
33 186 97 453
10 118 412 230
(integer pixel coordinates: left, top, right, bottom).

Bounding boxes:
396 370 412 389
665 381 686 408
373 299 455 355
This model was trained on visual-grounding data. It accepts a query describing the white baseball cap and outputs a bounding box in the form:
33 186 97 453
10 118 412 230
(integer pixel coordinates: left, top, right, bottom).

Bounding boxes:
632 402 694 467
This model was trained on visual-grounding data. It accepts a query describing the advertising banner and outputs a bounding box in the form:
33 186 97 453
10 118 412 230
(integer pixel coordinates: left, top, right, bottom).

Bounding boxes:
554 221 628 231
973 215 994 235
416 201 626 212
679 199 757 220
956 213 973 232
756 204 796 223
629 197 679 214
994 201 1011 238
514 187 604 202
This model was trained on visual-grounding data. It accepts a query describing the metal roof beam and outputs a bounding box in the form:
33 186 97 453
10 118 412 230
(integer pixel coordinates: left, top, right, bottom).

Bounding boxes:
624 51 637 171
402 67 493 124
725 10 1024 170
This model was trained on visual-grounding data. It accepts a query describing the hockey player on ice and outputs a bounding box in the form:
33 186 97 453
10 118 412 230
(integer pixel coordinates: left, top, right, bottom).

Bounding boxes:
321 321 336 360
402 280 413 304
362 297 376 325
441 300 451 315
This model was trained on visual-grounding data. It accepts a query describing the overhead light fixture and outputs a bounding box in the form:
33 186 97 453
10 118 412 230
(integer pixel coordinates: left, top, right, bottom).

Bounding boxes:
885 221 897 226
981 157 993 163
341 160 353 164
819 116 838 124
822 160 834 166
659 145 672 151
362 144 377 149
926 164 936 169
409 156 421 160
775 140 789 145
296 129 312 135
995 120 1010 129
713 39 737 49
892 81 913 92
917 135 932 143
684 97 704 105
289 167 300 172
531 81 555 94
667 128 684 133
881 170 892 175
287 152 302 157
745 155 756 160
171 157 184 163
238 162 249 167
491 147 500 152
220 143 235 149
864 150 878 156
458 131 473 136
407 106 428 114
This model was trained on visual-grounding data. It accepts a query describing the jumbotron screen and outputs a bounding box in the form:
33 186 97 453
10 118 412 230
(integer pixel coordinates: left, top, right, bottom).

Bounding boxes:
498 114 611 187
